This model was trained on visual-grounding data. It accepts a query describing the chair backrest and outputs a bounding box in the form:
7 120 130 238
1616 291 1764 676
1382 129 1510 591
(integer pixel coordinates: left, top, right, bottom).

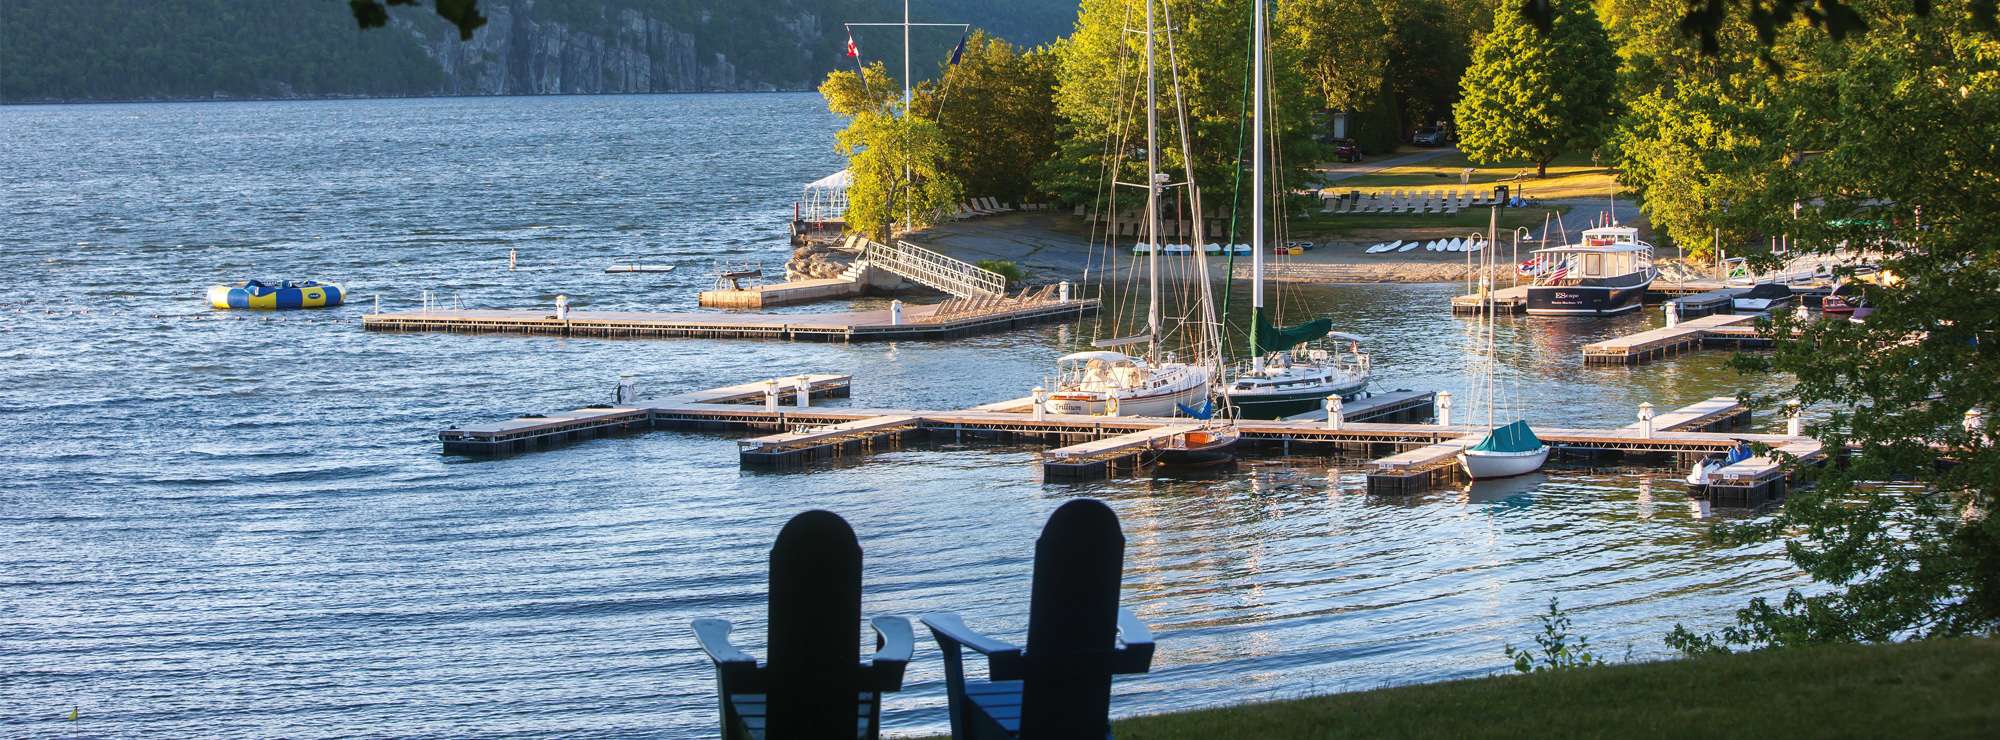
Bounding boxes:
1020 499 1126 735
765 510 864 736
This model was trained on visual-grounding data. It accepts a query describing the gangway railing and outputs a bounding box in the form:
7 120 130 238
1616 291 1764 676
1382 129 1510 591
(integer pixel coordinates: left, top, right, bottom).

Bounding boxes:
855 239 1007 298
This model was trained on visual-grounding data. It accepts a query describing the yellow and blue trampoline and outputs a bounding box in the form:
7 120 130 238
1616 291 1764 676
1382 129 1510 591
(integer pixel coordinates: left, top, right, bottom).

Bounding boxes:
207 280 344 310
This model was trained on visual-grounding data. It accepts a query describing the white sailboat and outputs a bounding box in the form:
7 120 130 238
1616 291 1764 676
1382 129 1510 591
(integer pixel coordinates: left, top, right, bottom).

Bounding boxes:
1459 210 1549 479
1043 0 1219 420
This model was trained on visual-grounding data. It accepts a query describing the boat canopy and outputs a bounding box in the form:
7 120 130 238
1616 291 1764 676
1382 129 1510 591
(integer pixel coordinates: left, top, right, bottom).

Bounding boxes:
1469 420 1543 453
1253 314 1333 353
1739 282 1792 300
1532 242 1651 255
1326 331 1366 343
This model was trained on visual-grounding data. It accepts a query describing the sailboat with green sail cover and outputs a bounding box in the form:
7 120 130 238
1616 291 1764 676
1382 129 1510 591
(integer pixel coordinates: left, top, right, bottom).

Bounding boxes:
1218 0 1372 419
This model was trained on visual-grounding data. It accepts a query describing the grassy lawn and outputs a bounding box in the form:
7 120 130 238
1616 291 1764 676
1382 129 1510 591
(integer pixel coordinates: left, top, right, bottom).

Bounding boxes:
1284 204 1564 240
1335 151 1627 201
1080 639 1999 739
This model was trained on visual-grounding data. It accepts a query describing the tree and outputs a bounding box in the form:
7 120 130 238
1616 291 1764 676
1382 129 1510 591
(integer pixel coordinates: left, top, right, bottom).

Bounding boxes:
927 33 1061 203
349 0 485 40
834 111 964 241
1454 0 1616 177
1652 0 2000 649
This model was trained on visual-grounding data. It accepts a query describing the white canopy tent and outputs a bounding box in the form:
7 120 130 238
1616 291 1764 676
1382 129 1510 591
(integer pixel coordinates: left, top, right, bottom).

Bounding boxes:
800 169 851 225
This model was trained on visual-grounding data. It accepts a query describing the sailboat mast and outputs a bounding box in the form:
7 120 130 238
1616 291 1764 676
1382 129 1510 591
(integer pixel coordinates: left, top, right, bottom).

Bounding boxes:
1249 0 1266 366
1144 0 1162 360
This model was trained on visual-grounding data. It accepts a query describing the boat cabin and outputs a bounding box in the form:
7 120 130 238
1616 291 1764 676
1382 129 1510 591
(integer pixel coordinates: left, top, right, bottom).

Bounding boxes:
1055 351 1154 390
1531 227 1654 284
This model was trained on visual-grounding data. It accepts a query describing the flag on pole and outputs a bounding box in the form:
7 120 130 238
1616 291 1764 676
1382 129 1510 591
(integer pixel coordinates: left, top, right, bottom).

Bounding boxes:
845 33 859 58
948 32 967 65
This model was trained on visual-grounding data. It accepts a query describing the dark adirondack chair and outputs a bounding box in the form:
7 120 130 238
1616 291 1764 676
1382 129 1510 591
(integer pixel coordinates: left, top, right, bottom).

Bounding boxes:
921 499 1156 739
693 510 914 739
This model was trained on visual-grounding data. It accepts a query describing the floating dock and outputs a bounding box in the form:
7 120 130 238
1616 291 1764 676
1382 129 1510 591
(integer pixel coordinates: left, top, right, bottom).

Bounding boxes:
362 299 1096 343
438 377 1808 503
698 277 862 308
1580 313 1760 365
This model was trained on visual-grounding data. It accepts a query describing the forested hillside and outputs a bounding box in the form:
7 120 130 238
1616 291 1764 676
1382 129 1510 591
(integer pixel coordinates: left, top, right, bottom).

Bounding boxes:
0 0 1080 103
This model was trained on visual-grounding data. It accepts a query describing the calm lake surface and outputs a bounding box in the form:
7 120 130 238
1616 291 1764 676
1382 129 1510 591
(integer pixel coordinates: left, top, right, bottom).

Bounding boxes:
1 94 1806 737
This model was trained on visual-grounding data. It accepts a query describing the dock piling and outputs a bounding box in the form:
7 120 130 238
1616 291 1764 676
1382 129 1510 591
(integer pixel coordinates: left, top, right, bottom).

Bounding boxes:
1032 387 1046 421
1638 402 1655 439
795 376 811 408
618 373 639 405
1437 391 1452 426
1326 395 1344 430
1786 399 1802 437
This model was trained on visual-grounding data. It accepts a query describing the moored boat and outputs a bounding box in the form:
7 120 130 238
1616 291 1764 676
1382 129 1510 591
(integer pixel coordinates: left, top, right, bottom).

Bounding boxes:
1524 225 1657 316
1459 420 1551 479
1685 443 1754 495
1731 282 1793 312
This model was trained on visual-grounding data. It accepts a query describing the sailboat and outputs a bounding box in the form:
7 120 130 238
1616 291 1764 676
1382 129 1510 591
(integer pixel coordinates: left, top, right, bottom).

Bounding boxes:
1219 0 1371 420
1043 0 1222 426
1459 210 1549 479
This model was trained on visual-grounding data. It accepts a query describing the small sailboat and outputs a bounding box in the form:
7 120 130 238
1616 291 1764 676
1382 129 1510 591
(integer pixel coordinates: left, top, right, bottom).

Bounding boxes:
1459 210 1549 480
1219 0 1371 420
1042 0 1221 422
1154 400 1240 468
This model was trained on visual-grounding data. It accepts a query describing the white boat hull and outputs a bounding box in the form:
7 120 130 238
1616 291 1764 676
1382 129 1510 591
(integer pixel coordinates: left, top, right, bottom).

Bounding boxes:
1044 380 1211 417
1459 446 1550 479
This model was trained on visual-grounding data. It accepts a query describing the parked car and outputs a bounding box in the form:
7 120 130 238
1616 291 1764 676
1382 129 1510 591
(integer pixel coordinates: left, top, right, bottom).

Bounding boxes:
1412 127 1447 146
1332 138 1362 162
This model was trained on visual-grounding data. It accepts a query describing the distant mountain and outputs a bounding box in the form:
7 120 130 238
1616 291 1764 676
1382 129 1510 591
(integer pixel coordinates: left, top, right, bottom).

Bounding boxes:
0 0 1080 103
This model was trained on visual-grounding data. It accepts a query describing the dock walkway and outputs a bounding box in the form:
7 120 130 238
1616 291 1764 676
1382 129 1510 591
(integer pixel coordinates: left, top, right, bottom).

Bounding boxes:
362 299 1095 343
1581 313 1757 365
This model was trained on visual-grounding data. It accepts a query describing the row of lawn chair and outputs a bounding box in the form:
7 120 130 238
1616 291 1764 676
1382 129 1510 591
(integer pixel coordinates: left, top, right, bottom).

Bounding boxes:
1320 189 1511 215
953 198 1019 220
695 499 1153 739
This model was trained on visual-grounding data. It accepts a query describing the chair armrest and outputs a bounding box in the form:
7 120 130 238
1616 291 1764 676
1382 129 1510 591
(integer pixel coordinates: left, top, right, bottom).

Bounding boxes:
921 612 1024 679
692 618 762 688
869 616 914 692
1113 608 1156 674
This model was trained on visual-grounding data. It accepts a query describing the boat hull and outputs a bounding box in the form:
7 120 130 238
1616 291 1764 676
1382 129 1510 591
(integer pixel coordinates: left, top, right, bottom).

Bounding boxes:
1225 379 1370 419
1156 431 1239 468
1459 446 1550 479
1043 379 1211 417
1525 282 1649 315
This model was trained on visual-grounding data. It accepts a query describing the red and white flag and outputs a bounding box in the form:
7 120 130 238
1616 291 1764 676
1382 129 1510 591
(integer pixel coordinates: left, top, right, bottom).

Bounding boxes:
845 34 859 58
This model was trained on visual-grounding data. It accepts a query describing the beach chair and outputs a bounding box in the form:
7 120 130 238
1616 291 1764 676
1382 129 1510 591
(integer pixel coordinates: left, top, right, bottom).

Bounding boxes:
1073 204 1087 217
694 510 913 740
922 499 1155 739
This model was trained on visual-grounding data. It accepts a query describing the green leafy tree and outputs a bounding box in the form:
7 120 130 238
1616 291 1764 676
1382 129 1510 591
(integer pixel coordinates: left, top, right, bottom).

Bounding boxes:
1454 0 1616 177
1652 1 2000 649
834 111 964 242
820 60 902 118
928 33 1061 203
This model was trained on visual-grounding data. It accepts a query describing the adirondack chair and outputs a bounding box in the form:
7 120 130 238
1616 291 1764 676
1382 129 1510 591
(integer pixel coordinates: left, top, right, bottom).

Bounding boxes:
922 499 1156 739
694 510 914 740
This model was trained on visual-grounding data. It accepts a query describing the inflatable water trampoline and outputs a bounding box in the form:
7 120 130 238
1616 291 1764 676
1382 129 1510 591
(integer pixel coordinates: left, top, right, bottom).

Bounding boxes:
207 280 344 310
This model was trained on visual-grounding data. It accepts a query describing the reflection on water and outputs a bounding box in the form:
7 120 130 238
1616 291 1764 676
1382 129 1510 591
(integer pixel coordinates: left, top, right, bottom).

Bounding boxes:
0 94 1805 737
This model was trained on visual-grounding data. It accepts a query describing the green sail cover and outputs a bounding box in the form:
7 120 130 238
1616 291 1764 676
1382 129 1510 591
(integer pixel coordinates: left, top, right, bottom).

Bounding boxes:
1469 420 1543 453
1252 313 1333 353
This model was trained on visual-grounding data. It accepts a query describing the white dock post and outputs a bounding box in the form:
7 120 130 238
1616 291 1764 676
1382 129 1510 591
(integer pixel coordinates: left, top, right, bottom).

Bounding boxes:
422 289 432 313
554 294 569 321
764 380 780 413
1638 402 1655 439
890 299 904 325
1437 391 1453 427
1785 399 1803 437
372 295 380 314
508 248 517 271
795 376 811 408
1031 387 1047 421
1966 408 1985 443
1665 300 1680 327
617 373 638 405
1325 395 1344 430
1059 281 1072 302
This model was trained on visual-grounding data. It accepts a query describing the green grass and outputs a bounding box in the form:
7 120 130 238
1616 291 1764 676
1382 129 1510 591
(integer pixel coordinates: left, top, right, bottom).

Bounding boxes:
914 639 2000 739
1284 205 1563 239
1337 151 1627 201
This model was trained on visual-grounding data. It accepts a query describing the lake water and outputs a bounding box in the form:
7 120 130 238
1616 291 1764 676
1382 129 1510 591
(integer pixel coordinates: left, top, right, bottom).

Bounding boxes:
0 93 1806 737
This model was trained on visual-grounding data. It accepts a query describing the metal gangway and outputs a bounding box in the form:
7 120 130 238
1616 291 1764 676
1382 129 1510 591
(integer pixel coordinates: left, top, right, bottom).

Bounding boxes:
853 239 1007 299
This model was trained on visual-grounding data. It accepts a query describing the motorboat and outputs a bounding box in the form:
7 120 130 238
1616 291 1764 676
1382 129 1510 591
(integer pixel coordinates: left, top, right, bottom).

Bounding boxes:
1459 420 1551 479
1731 282 1793 312
1224 331 1372 418
1819 293 1862 315
1154 411 1240 468
1525 225 1657 316
1043 351 1212 417
1686 443 1754 495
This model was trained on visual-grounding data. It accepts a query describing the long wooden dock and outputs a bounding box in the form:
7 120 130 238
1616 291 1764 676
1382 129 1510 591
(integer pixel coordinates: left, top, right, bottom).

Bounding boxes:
438 377 1814 501
362 299 1096 342
1581 313 1759 365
